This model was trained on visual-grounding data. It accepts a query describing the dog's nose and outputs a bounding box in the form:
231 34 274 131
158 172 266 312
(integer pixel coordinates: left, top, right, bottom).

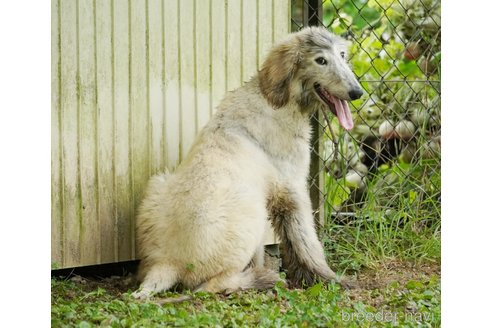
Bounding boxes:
348 88 363 100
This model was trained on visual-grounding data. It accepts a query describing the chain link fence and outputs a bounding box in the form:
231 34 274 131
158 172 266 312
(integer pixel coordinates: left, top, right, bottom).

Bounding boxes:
291 0 441 226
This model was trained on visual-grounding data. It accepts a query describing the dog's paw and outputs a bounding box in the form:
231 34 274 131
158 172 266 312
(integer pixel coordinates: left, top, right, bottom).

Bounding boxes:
131 288 153 300
339 277 358 290
223 288 236 296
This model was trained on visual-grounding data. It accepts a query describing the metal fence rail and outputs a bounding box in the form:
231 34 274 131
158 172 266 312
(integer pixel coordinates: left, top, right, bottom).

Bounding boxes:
291 0 441 224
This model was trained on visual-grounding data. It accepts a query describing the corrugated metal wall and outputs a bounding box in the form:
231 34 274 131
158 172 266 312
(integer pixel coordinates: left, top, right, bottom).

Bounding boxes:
51 0 291 269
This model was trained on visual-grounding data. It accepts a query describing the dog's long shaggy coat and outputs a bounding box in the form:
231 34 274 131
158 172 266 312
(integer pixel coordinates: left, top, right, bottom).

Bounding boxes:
133 27 363 299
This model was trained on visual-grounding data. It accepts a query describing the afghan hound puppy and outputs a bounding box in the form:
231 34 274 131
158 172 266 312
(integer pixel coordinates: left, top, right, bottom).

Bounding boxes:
132 26 363 300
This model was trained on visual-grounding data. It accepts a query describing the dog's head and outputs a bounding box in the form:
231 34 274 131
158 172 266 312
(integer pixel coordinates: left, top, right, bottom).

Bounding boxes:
258 26 363 130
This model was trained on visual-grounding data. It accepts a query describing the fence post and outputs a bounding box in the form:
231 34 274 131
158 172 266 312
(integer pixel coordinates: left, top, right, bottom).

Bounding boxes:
303 0 325 227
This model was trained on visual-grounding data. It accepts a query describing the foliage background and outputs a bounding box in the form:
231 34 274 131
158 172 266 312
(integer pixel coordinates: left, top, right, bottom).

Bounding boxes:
293 0 441 270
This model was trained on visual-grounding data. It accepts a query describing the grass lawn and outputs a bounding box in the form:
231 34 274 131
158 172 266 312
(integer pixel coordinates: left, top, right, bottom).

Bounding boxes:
51 260 439 327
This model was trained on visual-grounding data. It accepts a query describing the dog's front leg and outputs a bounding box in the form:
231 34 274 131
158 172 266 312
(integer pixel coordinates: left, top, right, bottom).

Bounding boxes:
269 188 340 287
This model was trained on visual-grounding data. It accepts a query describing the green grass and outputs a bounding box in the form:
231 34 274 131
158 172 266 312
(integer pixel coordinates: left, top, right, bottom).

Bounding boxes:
52 272 440 327
322 157 441 273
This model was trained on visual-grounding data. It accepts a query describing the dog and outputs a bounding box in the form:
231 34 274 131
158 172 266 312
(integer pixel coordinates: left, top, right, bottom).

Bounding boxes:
132 26 363 300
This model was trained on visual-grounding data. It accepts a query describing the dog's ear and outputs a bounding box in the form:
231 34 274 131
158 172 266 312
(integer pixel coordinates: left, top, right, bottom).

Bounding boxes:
259 37 301 109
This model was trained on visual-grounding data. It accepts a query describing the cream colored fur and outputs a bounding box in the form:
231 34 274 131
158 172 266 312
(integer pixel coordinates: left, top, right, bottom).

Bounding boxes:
132 27 362 299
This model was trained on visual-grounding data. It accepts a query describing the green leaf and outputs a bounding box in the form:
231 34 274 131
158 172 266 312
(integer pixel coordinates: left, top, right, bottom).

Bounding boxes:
78 321 91 328
406 280 424 290
408 190 417 204
353 7 381 29
397 60 421 77
307 282 323 297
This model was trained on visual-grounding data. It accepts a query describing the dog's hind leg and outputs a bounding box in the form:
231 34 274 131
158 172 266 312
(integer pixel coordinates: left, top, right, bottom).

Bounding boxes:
269 188 342 287
132 264 179 299
197 267 280 294
153 267 281 305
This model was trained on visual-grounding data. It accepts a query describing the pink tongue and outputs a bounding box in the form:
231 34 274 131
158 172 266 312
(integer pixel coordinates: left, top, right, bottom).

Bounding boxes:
329 95 354 130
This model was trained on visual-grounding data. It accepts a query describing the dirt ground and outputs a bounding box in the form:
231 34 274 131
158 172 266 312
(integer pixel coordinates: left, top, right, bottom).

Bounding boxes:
345 260 440 307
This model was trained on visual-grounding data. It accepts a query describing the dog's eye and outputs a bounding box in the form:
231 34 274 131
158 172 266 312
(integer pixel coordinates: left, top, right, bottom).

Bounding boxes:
340 51 346 59
315 57 327 65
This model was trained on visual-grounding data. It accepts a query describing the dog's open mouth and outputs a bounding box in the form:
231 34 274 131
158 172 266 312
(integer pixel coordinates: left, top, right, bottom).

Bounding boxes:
314 83 354 130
